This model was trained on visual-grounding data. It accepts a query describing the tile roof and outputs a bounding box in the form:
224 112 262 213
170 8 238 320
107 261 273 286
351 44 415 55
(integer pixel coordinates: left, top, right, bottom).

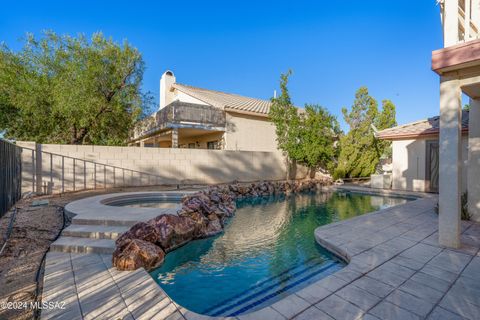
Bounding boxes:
172 83 272 116
376 110 469 140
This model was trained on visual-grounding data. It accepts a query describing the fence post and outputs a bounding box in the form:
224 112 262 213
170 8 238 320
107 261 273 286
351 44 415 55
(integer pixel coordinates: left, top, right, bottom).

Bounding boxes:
35 143 43 194
31 150 35 193
73 158 76 191
61 156 64 193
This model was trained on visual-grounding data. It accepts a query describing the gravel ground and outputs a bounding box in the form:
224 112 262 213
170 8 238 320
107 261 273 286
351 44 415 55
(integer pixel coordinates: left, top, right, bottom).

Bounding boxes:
0 185 188 320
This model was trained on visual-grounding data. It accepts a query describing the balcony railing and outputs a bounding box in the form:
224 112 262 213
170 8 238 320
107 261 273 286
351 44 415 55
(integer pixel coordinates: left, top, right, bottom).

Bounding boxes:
459 0 479 42
133 101 226 140
441 0 480 46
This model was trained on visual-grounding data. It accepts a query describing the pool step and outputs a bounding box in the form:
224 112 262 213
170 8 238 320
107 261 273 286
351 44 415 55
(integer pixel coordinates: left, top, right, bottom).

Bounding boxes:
71 216 139 227
206 260 343 317
62 225 129 240
50 236 116 254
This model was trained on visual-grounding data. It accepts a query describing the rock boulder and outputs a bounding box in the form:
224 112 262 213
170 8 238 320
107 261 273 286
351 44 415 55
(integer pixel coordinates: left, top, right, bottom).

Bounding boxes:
112 239 164 271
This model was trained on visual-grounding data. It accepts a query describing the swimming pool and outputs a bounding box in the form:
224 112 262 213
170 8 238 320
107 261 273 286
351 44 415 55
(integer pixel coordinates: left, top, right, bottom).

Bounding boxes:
150 191 410 316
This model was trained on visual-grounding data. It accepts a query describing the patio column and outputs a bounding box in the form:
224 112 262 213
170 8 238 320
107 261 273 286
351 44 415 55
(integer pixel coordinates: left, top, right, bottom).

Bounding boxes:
438 76 462 248
171 128 179 148
468 98 480 222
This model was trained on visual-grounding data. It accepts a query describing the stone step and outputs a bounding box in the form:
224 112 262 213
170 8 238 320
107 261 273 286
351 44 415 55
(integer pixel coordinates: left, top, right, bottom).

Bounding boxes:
50 236 116 254
62 225 129 240
71 217 139 227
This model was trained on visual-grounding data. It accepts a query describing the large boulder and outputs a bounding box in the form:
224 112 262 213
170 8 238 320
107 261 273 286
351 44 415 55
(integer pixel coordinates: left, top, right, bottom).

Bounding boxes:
112 239 164 271
148 214 198 252
179 210 223 238
182 211 209 235
115 221 160 249
206 217 223 236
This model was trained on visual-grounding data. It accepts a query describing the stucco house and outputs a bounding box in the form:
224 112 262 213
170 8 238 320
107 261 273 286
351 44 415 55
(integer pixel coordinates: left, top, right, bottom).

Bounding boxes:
130 71 277 152
375 0 480 249
376 110 469 194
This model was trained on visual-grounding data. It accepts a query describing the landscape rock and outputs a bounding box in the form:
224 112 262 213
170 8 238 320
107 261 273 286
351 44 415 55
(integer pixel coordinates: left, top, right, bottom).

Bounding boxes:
112 239 164 271
148 214 198 252
115 221 160 249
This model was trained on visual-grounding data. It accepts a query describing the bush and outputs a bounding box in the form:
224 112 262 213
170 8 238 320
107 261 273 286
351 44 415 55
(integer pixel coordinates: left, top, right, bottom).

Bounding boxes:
333 168 345 180
434 192 471 221
461 192 471 220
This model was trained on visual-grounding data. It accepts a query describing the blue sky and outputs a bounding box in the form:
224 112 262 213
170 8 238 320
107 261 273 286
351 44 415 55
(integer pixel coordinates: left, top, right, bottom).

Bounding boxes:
0 0 458 130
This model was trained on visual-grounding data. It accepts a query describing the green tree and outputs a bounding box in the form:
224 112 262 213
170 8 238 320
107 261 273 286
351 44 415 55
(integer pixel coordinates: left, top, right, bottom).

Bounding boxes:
375 99 397 159
269 71 339 176
300 104 340 172
0 31 152 145
269 71 303 165
335 87 396 179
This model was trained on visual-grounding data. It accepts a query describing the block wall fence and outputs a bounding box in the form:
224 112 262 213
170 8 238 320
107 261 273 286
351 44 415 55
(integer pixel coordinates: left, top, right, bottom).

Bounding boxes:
16 142 309 194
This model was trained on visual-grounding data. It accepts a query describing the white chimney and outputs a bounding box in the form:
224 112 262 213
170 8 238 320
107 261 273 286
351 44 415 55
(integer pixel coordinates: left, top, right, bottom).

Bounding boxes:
159 70 176 110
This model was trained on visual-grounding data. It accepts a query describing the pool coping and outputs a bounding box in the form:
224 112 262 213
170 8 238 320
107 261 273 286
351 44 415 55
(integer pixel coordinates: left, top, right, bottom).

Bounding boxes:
42 187 480 319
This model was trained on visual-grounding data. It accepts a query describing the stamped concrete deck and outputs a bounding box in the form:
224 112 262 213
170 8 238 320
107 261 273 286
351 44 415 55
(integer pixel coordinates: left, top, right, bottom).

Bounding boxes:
41 193 480 320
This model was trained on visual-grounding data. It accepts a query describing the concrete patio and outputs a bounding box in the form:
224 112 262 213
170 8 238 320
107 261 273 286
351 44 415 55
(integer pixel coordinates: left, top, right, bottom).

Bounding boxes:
40 194 480 320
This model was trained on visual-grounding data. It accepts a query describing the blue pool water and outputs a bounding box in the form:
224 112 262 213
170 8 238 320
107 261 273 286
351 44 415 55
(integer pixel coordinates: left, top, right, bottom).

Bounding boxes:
150 191 410 316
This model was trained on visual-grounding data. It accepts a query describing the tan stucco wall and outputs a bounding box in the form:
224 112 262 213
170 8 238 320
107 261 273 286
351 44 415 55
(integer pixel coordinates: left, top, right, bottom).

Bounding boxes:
224 112 277 152
391 136 468 192
16 142 309 194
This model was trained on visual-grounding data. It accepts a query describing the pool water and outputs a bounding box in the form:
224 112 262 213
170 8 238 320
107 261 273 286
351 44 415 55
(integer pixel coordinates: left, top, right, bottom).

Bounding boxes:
109 199 179 209
150 191 409 316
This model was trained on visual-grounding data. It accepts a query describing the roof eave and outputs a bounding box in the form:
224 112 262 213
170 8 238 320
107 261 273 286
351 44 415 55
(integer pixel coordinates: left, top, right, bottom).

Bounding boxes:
224 107 269 118
377 127 468 140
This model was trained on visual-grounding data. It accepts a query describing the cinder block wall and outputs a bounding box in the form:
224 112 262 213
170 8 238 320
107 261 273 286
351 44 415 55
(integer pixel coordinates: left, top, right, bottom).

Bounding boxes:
16 142 308 194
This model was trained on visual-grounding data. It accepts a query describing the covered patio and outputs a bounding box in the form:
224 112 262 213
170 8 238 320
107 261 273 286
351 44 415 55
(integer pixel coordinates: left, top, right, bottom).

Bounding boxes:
137 127 225 149
432 0 480 247
130 100 226 149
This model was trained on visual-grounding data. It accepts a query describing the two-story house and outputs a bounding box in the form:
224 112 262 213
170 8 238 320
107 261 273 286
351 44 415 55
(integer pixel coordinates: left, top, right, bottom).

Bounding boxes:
130 71 278 152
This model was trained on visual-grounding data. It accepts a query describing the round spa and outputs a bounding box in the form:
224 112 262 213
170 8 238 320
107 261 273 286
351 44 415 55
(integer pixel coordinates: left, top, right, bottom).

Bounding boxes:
64 191 192 226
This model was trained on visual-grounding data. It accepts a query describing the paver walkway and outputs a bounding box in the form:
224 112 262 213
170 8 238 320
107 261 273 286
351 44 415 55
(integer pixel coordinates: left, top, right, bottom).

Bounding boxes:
41 252 184 320
41 193 480 320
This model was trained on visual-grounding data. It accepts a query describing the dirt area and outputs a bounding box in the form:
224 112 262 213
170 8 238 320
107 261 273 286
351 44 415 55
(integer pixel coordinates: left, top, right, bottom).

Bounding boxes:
0 185 186 320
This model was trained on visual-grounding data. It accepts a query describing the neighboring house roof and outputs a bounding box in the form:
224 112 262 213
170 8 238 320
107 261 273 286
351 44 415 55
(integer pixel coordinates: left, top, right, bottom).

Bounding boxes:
172 83 272 116
377 110 469 140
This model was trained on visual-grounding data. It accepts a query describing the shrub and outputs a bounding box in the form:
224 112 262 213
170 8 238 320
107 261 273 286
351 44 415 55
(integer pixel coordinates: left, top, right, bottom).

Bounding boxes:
434 192 470 221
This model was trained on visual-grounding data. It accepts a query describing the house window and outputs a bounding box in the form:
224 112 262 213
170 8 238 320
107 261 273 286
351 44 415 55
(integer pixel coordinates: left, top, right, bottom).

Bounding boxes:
207 141 218 150
188 143 196 149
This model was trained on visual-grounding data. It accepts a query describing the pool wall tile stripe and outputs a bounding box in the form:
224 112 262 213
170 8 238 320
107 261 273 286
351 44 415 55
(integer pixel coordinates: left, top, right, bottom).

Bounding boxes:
210 261 342 316
225 262 343 316
201 256 322 314
207 260 333 315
